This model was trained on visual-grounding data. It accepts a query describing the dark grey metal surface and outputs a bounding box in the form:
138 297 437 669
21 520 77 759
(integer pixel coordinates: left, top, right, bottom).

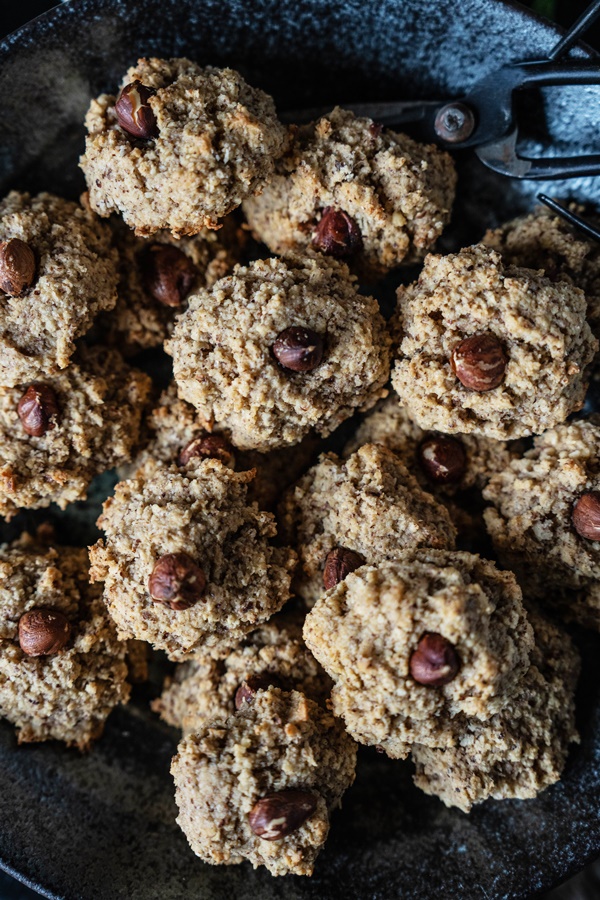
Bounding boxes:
0 1 600 898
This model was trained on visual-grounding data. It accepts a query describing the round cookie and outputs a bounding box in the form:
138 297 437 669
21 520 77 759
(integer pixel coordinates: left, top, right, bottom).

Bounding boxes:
392 243 597 439
153 612 331 733
100 216 246 354
165 255 391 451
303 551 534 758
81 58 288 236
0 191 118 386
127 382 321 510
343 393 513 497
483 416 600 628
412 611 580 811
242 106 456 280
0 532 130 749
483 204 600 338
89 459 297 659
280 443 457 606
0 345 152 520
171 688 356 876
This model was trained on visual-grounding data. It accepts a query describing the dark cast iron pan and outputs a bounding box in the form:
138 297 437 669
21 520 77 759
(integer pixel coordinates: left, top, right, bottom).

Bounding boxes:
0 1 600 898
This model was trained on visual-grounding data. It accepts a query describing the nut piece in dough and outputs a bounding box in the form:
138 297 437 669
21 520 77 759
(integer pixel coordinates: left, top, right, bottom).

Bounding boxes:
0 345 152 520
165 254 391 451
280 443 457 606
89 460 297 659
412 611 580 811
483 416 600 629
243 107 456 280
81 58 288 236
171 688 356 876
303 551 533 758
0 532 130 748
0 191 118 386
392 244 597 439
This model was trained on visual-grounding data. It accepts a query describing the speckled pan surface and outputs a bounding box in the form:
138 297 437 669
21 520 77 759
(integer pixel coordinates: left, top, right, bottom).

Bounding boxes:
1 1 600 898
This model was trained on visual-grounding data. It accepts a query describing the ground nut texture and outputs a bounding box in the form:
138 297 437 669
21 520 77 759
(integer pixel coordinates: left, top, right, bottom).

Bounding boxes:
392 244 597 439
0 191 118 387
100 216 246 354
483 417 600 628
412 611 580 811
81 58 288 236
171 688 356 876
280 443 457 607
483 204 600 338
242 107 456 280
153 612 331 733
0 345 152 519
89 460 297 659
303 552 533 758
343 393 513 497
165 255 391 451
128 383 321 510
0 533 130 748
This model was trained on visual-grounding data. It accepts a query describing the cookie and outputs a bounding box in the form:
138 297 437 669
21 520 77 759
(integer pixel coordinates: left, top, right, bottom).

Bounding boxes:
483 416 600 628
89 459 297 659
0 345 152 519
242 107 456 280
303 551 533 758
392 244 597 439
127 382 321 510
153 611 331 733
280 443 457 607
165 254 391 451
171 688 356 876
99 215 245 354
0 532 130 749
412 611 580 811
483 203 600 338
0 191 118 387
343 394 513 497
81 58 288 236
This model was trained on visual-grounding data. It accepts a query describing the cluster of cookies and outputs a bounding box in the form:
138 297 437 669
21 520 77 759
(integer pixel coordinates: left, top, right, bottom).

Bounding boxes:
1 55 599 878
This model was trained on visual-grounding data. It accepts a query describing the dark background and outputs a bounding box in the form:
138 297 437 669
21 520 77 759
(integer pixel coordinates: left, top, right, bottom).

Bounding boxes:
0 1 598 898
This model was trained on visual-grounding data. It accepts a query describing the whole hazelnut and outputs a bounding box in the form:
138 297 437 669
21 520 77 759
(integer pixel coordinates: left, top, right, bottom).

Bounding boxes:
0 238 36 296
177 433 235 468
417 435 467 485
18 608 71 657
450 333 507 391
148 552 206 610
573 491 600 541
272 326 324 373
142 244 197 307
409 633 460 686
248 790 318 840
312 207 363 259
115 81 158 139
323 547 364 590
17 384 60 436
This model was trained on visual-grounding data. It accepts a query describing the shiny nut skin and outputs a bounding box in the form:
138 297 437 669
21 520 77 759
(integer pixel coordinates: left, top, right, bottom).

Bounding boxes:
177 433 235 468
450 333 507 392
115 81 158 139
323 547 364 590
142 244 197 307
234 673 283 710
417 435 467 485
572 492 600 541
312 207 363 259
272 326 324 373
248 790 318 840
18 608 71 657
409 633 460 687
148 552 206 611
17 384 60 437
0 238 36 296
